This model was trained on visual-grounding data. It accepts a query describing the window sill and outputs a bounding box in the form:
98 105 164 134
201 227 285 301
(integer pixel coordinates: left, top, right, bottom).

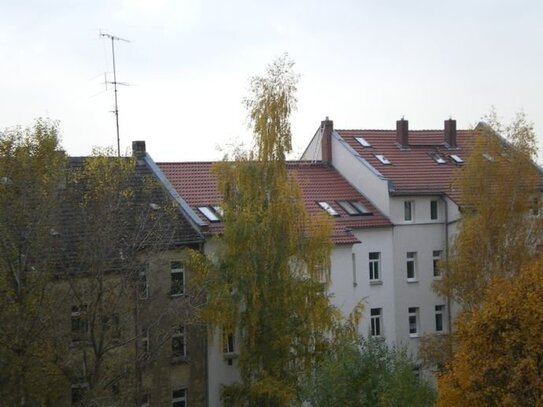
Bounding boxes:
171 355 189 364
369 280 383 286
170 293 186 299
432 276 442 281
407 279 418 283
223 352 238 360
409 333 419 338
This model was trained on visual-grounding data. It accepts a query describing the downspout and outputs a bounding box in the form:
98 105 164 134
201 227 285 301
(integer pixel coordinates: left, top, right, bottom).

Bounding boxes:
440 196 453 333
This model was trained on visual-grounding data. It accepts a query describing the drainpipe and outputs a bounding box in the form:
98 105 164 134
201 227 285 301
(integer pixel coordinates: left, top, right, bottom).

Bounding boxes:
440 195 453 333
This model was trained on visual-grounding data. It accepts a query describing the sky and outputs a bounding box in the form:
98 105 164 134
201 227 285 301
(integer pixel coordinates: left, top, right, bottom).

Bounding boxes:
1 0 542 163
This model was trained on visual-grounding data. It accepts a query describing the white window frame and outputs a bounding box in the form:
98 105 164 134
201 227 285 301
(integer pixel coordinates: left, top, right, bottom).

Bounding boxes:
450 154 464 164
435 305 445 333
375 153 391 165
406 252 417 282
318 201 339 217
404 200 414 222
433 250 443 279
355 136 371 147
198 206 220 222
369 252 381 282
172 388 187 407
172 325 186 359
408 307 419 337
430 200 438 220
170 261 185 297
370 308 382 337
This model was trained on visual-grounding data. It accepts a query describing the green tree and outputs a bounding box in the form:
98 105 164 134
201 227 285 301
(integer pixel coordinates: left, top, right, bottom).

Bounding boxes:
0 119 68 405
301 337 436 407
188 55 338 406
437 259 543 406
435 111 542 309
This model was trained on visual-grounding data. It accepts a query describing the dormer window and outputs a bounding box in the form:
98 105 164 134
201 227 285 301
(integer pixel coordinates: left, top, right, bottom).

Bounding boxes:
355 136 372 148
198 206 222 222
318 201 339 217
375 154 391 165
337 200 371 216
430 153 446 164
449 154 463 164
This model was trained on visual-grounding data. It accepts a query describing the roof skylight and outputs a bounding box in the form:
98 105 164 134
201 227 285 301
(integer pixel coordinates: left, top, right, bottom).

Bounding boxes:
431 153 446 164
375 154 391 165
449 154 464 164
355 136 372 148
337 200 371 215
198 206 221 222
318 201 339 217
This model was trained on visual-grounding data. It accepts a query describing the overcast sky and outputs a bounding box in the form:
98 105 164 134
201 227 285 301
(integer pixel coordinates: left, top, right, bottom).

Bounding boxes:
1 0 542 163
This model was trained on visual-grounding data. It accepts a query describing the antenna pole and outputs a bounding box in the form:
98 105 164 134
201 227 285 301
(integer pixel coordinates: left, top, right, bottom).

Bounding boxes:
100 32 130 157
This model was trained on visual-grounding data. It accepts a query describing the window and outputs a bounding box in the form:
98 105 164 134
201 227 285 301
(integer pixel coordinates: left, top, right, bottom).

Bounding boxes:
404 201 413 221
355 136 372 147
449 154 464 164
172 325 186 359
223 328 235 355
141 328 150 360
139 266 149 300
318 201 339 216
198 206 221 222
71 305 88 343
171 261 185 296
375 153 391 165
430 153 446 164
103 313 120 341
430 200 438 220
141 394 150 407
337 200 370 215
172 388 187 407
531 196 540 216
370 308 382 337
406 252 417 281
435 305 445 332
433 250 442 278
369 252 380 282
71 383 88 405
408 307 419 337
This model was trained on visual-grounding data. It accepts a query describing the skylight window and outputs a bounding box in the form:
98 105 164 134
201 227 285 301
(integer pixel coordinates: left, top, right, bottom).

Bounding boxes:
318 201 339 217
482 153 494 161
337 200 371 216
375 154 391 165
198 206 221 222
430 153 446 164
355 136 372 148
449 154 464 164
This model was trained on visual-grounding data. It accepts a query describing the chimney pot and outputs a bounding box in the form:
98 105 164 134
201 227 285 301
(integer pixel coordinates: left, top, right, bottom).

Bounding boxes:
444 119 457 148
396 119 409 147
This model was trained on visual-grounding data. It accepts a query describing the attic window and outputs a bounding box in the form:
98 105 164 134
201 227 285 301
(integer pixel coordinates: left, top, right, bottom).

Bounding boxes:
431 153 446 164
337 200 371 215
449 154 463 164
375 154 391 165
483 153 494 161
318 201 339 217
198 206 221 222
355 137 372 148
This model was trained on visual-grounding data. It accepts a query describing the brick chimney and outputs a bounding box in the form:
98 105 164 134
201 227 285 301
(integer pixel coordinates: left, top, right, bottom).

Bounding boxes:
132 141 146 158
396 118 409 148
444 119 457 148
321 117 333 164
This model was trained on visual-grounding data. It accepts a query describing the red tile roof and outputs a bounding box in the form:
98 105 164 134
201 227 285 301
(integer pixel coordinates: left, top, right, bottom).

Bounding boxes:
337 129 477 203
157 161 391 244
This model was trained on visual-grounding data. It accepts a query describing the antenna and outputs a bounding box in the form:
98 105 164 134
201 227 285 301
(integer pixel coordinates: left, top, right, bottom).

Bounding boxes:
100 31 130 157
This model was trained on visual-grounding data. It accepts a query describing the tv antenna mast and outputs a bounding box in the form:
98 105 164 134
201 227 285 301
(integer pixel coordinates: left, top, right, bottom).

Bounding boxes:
100 31 130 156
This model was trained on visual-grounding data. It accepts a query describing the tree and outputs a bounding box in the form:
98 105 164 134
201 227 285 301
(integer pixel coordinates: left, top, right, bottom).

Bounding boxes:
437 258 543 406
301 337 436 407
188 55 339 406
56 148 196 406
435 111 542 309
0 119 68 405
